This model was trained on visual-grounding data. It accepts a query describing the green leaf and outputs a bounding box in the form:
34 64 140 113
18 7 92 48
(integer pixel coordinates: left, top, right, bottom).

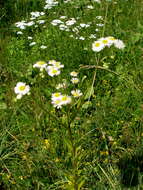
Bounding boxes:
84 86 94 100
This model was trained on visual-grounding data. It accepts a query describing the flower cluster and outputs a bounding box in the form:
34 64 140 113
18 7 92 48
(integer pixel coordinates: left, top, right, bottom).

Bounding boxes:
46 60 64 77
44 0 58 9
92 36 125 52
14 82 30 99
51 92 72 109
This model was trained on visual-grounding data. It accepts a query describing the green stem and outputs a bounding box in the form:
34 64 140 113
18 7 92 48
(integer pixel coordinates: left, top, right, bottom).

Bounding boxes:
66 111 78 190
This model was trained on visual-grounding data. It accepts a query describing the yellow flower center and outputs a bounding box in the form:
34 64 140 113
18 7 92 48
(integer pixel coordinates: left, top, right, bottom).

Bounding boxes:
95 42 100 47
108 37 115 41
62 96 68 101
19 86 26 91
102 40 108 44
52 69 58 74
54 93 61 97
37 61 46 65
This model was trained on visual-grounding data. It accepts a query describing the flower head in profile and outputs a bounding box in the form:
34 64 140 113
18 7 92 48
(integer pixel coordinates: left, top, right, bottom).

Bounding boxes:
114 39 125 49
70 71 78 77
14 82 30 99
33 61 47 71
71 89 83 98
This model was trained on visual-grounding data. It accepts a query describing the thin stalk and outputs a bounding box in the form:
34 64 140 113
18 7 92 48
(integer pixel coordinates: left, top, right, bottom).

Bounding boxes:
66 111 78 190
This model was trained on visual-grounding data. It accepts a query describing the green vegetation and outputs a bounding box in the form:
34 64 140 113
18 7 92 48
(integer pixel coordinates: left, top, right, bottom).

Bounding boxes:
1 0 143 189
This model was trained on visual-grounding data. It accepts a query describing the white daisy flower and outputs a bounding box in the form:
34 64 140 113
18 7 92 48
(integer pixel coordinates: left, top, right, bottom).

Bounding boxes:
52 99 63 109
17 31 23 35
71 78 79 84
52 92 62 100
60 95 72 105
66 18 76 26
46 66 61 77
114 39 125 49
40 45 47 49
51 19 63 25
33 61 47 70
26 21 35 26
71 89 83 98
92 41 105 52
80 23 90 28
37 20 45 24
48 60 64 69
70 71 78 77
29 42 36 46
14 82 30 96
99 37 113 47
87 5 94 9
28 36 33 40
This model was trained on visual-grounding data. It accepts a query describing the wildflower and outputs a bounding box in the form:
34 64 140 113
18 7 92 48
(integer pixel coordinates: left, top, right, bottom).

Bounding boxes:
17 31 23 35
79 36 85 40
56 82 67 89
71 78 79 84
71 89 83 98
96 23 104 27
37 20 45 24
14 82 30 99
40 45 47 49
26 21 35 26
80 23 90 28
29 42 36 46
87 5 94 9
33 61 47 70
51 93 72 108
52 92 62 100
92 41 104 52
89 34 96 39
51 19 63 26
70 71 78 77
114 39 125 49
28 36 33 40
66 18 76 26
46 66 61 77
60 16 67 19
59 24 69 31
48 60 64 69
99 37 112 47
15 21 26 29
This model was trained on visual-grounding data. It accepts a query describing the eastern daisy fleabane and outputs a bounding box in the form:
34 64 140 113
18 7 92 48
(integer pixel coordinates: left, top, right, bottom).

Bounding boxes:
71 78 79 84
113 39 125 49
98 37 113 47
51 93 72 109
33 61 47 71
92 41 105 52
48 60 64 69
70 71 78 77
14 82 30 99
71 89 83 98
46 66 61 77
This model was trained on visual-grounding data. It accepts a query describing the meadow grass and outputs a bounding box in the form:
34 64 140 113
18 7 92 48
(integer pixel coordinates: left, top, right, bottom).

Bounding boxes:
1 0 143 189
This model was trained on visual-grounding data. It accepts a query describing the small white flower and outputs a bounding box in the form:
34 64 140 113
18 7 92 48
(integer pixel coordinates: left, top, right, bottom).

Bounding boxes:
29 42 36 46
71 78 79 84
37 20 45 24
70 71 78 77
96 23 104 27
46 66 61 77
78 36 85 40
89 34 96 39
114 39 125 49
14 82 30 97
80 23 90 28
92 41 105 52
33 61 47 70
48 60 64 69
71 89 83 98
99 37 113 47
66 18 76 26
28 36 33 40
51 19 63 25
40 45 47 49
52 92 62 100
87 5 94 9
17 31 23 35
60 16 67 19
56 82 67 89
